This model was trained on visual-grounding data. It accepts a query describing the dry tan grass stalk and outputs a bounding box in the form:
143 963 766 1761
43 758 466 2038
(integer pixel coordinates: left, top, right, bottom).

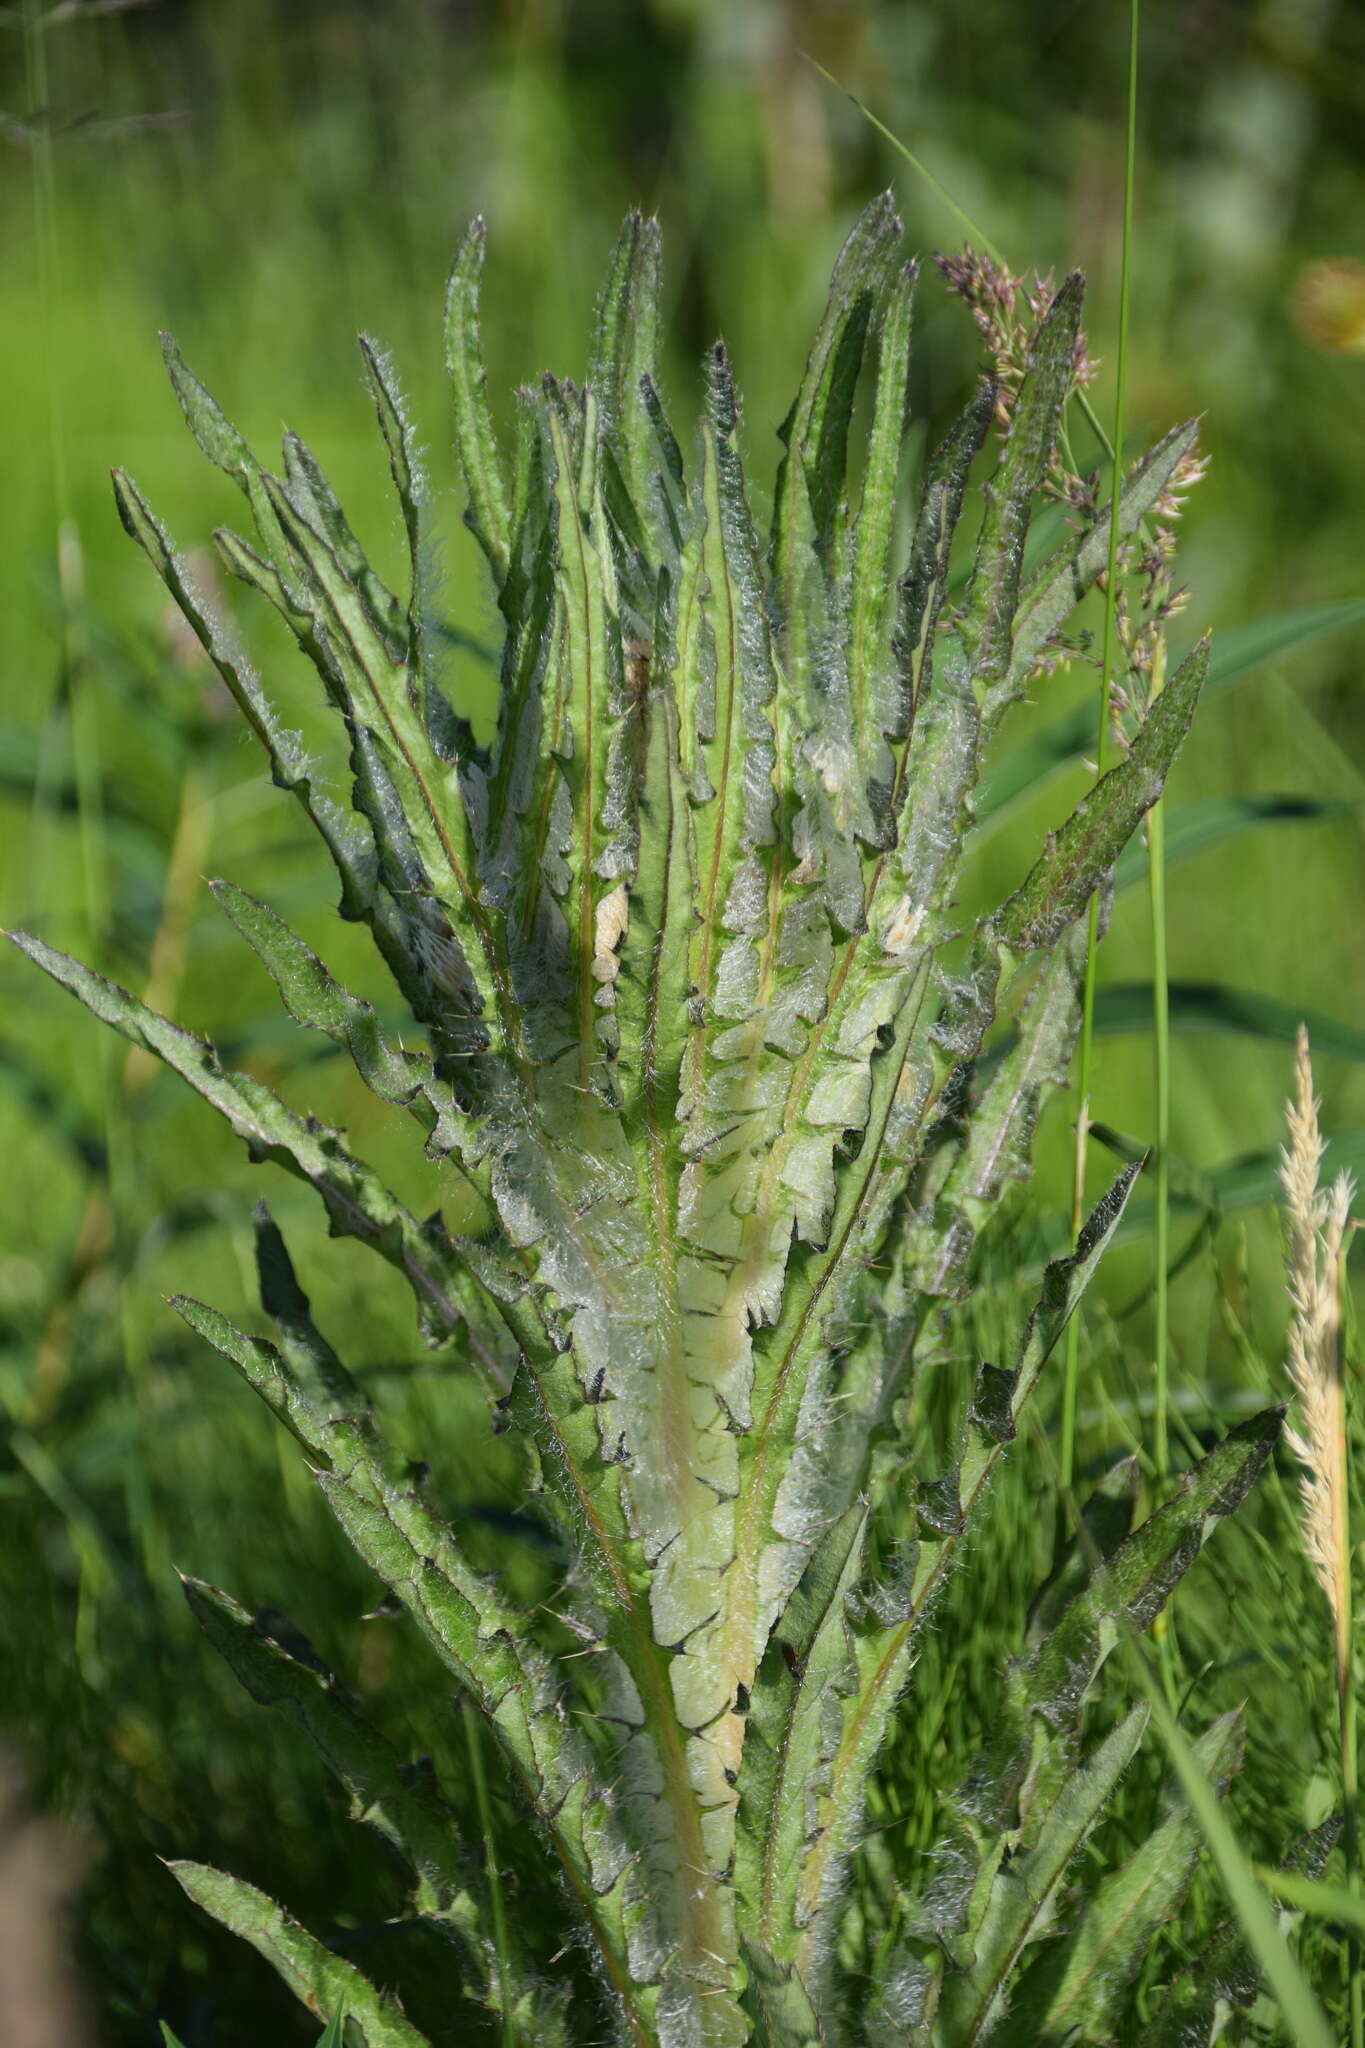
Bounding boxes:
1281 1025 1356 1691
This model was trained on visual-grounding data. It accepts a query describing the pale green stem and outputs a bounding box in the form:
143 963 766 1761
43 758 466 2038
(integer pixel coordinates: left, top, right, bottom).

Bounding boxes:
1061 0 1139 1487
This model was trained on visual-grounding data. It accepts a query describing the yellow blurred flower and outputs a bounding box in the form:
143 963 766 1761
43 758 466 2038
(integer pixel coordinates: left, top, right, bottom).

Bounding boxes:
1292 259 1365 356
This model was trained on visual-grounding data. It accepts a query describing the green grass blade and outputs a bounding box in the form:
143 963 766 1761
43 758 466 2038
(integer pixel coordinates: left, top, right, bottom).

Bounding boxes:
1094 980 1365 1061
1256 1867 1365 1932
1122 1666 1336 2048
1110 1128 1365 1241
1113 793 1356 893
960 273 1084 691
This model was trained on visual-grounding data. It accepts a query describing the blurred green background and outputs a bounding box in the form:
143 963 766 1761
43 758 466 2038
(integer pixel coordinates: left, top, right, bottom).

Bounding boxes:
2 1 1363 2040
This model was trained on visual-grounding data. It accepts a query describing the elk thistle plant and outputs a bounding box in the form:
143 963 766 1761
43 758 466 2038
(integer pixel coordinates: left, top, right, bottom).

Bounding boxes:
13 197 1287 2045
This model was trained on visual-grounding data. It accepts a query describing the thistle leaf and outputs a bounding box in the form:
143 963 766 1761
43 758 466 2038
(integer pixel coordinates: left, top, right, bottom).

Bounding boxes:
9 934 504 1370
967 1411 1280 1832
588 210 667 570
210 878 479 1168
358 338 422 603
739 1936 825 2047
181 1577 481 1921
772 189 902 606
445 217 511 580
186 1567 572 2038
933 1702 1153 2044
281 424 409 654
168 1861 431 2047
894 381 995 728
1137 1815 1342 2047
993 635 1209 952
849 258 918 806
736 1506 868 1952
905 1165 1141 1632
251 1202 376 1420
1025 1455 1141 1650
995 417 1201 716
904 926 1085 1298
159 332 297 589
995 1711 1246 2046
958 273 1084 691
110 472 376 913
170 1293 657 2010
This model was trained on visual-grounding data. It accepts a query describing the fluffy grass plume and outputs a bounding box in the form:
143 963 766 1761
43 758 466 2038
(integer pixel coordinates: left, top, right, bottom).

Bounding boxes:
1281 1025 1356 1689
1281 1025 1362 2046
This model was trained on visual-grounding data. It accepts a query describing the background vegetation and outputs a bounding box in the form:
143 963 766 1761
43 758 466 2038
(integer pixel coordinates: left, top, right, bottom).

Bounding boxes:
1 0 1362 2039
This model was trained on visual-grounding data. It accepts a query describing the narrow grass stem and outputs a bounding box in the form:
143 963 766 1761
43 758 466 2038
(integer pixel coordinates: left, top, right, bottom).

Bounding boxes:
23 0 66 522
802 48 1126 479
1062 0 1139 1486
1147 675 1172 1484
23 2 106 966
25 2 147 1449
801 55 1003 265
1060 939 1098 1484
1342 1665 1361 2048
462 1698 516 2048
1146 758 1182 1705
